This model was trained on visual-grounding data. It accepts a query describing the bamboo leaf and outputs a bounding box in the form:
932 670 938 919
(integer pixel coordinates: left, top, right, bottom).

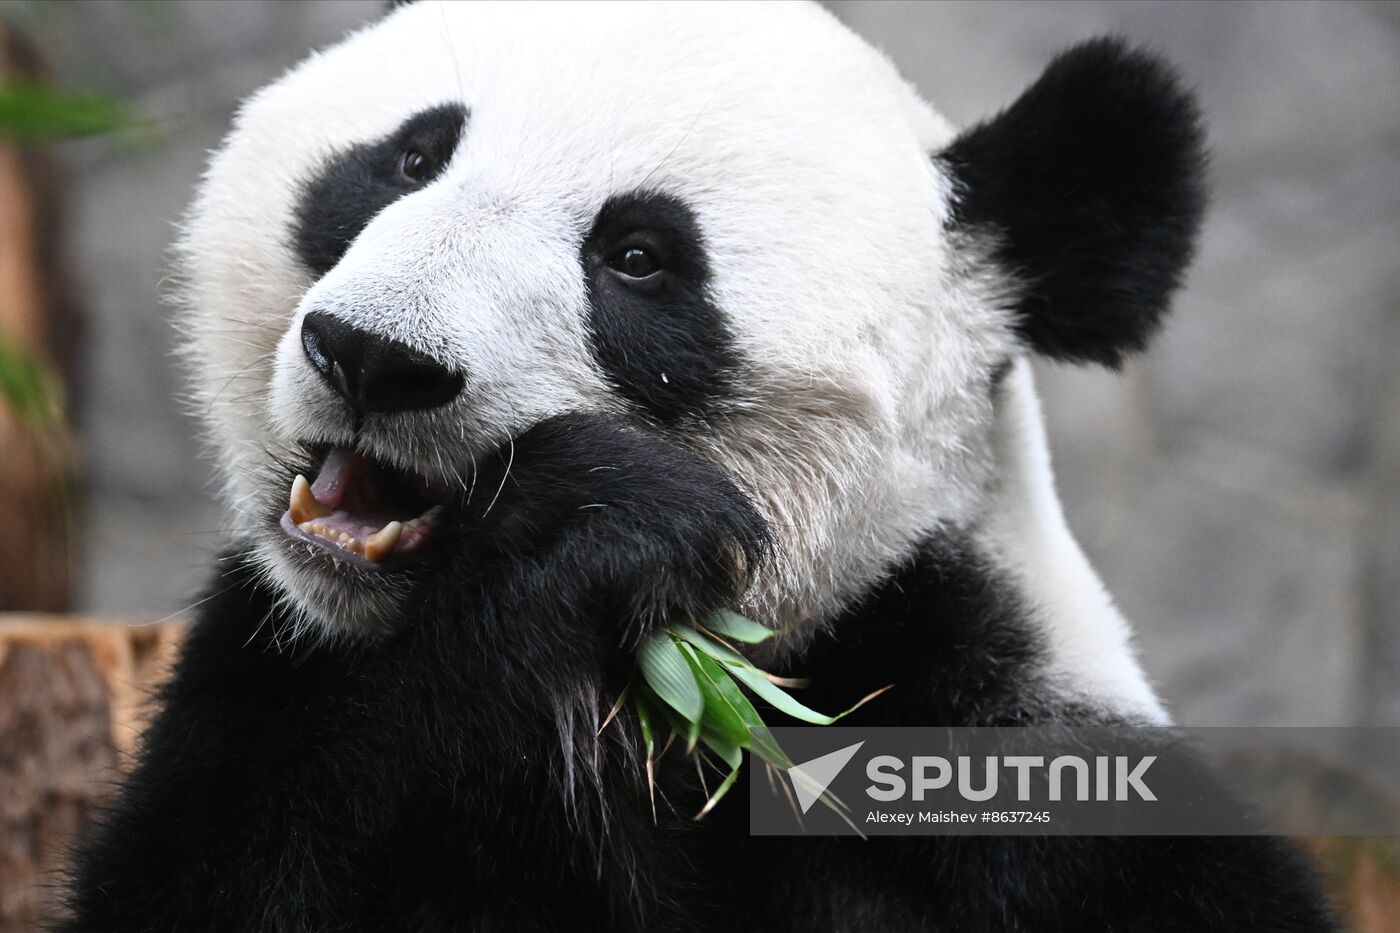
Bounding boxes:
634 689 655 760
637 630 703 724
688 649 792 769
670 625 754 670
704 610 776 644
695 760 742 820
672 625 851 725
698 730 742 770
598 681 631 736
724 662 841 724
652 690 701 755
677 641 748 748
632 621 889 824
635 694 657 822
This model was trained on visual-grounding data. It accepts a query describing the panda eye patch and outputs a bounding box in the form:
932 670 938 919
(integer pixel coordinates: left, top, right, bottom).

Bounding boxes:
607 244 661 280
293 103 467 277
397 148 434 183
581 190 736 423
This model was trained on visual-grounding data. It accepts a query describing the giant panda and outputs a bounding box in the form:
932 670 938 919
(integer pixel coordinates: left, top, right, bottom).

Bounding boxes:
61 2 1337 931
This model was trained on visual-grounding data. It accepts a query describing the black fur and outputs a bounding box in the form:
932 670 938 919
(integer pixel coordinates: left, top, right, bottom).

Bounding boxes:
581 191 740 423
60 414 768 933
942 38 1208 367
60 420 1335 932
292 103 468 278
702 535 1339 932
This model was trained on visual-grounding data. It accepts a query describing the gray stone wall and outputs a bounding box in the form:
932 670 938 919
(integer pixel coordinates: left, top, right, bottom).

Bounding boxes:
29 2 1398 726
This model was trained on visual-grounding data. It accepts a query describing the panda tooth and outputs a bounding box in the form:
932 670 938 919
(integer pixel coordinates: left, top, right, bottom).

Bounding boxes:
290 474 331 524
365 521 402 562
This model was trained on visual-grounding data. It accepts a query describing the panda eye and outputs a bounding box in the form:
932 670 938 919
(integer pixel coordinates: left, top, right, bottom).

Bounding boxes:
607 245 661 280
397 148 434 183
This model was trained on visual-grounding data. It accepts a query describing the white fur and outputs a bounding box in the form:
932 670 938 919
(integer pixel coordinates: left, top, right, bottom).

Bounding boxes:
977 361 1170 723
178 0 1164 719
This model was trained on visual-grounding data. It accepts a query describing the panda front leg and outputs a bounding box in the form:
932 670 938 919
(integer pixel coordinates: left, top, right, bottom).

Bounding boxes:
59 412 767 933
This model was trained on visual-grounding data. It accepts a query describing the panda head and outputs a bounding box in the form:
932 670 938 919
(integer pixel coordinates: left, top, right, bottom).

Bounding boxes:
180 1 1204 640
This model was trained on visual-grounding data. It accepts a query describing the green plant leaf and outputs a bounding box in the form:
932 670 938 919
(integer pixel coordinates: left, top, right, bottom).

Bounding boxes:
0 80 137 139
678 641 749 748
694 729 743 819
670 626 836 723
627 621 890 824
670 625 753 670
651 694 701 755
597 680 631 735
634 693 658 822
687 649 792 769
0 335 62 427
695 759 741 820
635 690 656 759
704 610 776 644
698 729 742 771
637 630 703 725
724 661 842 724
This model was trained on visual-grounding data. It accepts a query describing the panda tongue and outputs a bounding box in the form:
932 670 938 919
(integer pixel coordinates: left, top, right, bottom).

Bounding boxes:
308 447 365 510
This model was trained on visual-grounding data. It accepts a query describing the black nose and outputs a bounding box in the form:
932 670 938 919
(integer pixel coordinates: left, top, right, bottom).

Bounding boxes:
300 311 464 414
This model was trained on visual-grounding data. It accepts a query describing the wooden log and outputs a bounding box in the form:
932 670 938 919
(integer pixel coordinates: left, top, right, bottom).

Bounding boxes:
0 616 183 930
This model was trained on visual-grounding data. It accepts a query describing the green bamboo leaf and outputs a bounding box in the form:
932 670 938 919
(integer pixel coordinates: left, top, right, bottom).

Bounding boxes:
634 693 658 822
678 641 749 748
724 662 840 724
698 729 742 770
598 681 631 735
651 693 701 754
0 81 137 139
637 630 703 724
670 625 754 670
634 690 655 760
688 650 792 769
695 759 741 820
672 625 888 725
704 610 776 644
672 626 836 723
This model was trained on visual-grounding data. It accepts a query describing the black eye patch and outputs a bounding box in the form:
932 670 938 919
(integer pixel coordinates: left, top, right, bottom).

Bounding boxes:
581 192 740 424
292 103 468 278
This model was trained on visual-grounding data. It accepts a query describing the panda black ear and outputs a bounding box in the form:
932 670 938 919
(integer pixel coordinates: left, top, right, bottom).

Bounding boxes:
940 37 1207 368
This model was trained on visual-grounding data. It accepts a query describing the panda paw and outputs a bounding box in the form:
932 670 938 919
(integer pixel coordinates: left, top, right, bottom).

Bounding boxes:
438 412 772 644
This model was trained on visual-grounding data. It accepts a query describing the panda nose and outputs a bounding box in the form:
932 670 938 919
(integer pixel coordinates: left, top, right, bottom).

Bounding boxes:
300 311 464 414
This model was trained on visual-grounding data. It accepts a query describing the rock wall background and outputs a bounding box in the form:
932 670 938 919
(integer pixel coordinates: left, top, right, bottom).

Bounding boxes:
18 0 1400 727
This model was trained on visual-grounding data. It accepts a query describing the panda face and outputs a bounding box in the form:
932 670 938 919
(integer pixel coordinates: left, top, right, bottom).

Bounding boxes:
182 1 1204 642
180 0 1016 638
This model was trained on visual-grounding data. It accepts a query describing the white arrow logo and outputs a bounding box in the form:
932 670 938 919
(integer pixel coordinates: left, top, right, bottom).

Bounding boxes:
788 741 865 814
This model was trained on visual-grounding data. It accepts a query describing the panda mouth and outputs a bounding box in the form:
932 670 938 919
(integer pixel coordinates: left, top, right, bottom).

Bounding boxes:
278 446 451 570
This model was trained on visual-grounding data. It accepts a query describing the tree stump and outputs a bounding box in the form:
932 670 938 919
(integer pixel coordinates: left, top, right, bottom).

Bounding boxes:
0 617 182 930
